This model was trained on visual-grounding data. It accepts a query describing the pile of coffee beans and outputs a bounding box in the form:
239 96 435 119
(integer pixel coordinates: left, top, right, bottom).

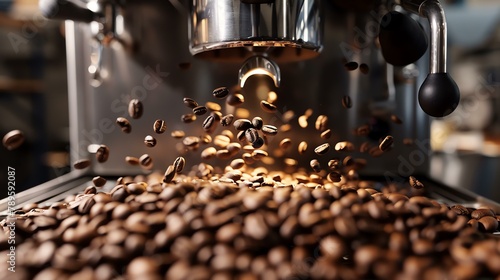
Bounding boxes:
1 170 500 280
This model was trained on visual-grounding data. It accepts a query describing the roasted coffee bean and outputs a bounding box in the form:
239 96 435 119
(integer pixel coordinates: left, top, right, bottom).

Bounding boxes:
183 97 198 108
260 100 277 113
128 99 143 119
359 63 370 74
84 186 97 194
314 143 330 155
73 159 91 170
451 205 469 215
298 115 308 128
310 159 321 173
252 117 264 130
153 119 167 134
163 165 176 183
298 141 308 154
344 61 359 71
234 119 253 131
471 208 495 220
227 93 245 106
409 176 424 189
379 135 394 152
478 216 498 233
116 117 132 133
335 141 355 152
221 114 234 126
279 138 292 151
171 130 186 138
327 171 342 183
342 96 352 109
262 125 278 136
202 115 216 132
193 106 208 116
181 114 197 123
139 154 153 169
213 86 229 99
320 129 332 139
315 115 328 131
201 147 217 160
125 156 140 166
230 159 245 169
2 129 24 150
95 145 110 163
144 135 157 147
252 137 265 149
183 136 200 147
92 176 107 187
173 156 186 173
245 128 259 144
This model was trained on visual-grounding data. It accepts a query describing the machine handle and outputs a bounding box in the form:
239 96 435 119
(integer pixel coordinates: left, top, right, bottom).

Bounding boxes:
418 73 460 117
39 0 98 23
378 11 428 66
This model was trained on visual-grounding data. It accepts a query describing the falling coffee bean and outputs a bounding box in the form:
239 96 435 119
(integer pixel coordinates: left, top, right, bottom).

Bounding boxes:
125 156 140 166
173 157 186 173
139 154 153 169
202 115 216 132
128 99 143 119
96 145 110 163
213 87 229 99
262 125 278 136
310 159 321 173
342 96 353 109
116 117 132 133
193 106 208 116
73 159 91 170
260 100 277 113
234 119 253 131
298 141 308 154
92 176 107 187
314 143 330 155
2 130 25 150
379 136 394 152
153 119 167 134
252 137 265 149
320 129 332 139
183 97 198 108
221 114 234 126
409 176 424 189
163 165 176 183
227 93 245 106
252 117 264 130
181 114 197 123
245 128 259 144
359 63 370 74
144 135 157 148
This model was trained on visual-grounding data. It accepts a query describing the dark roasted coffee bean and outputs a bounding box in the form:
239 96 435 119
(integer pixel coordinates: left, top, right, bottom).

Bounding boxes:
78 197 96 214
139 154 153 169
344 61 359 71
181 114 196 123
262 125 278 136
252 137 265 149
314 143 330 155
2 129 24 150
125 156 140 166
260 100 277 113
310 159 321 173
92 176 106 187
153 119 167 134
142 135 156 148
213 86 229 99
234 119 253 131
252 117 264 130
84 186 97 194
116 117 132 133
73 159 91 170
183 97 198 108
471 208 495 220
128 99 143 119
193 106 208 116
95 145 110 163
227 93 245 106
359 63 370 74
202 115 215 132
173 156 186 173
451 204 469 215
379 135 394 152
163 165 176 183
342 95 352 109
245 128 259 144
409 176 424 189
478 216 498 233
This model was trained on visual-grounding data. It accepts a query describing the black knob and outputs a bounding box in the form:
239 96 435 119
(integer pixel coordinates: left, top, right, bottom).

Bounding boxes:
418 73 460 117
378 11 428 66
39 0 97 23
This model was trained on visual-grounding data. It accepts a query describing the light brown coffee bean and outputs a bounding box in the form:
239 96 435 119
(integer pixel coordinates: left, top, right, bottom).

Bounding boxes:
260 100 277 113
193 106 208 116
125 156 140 166
213 87 229 99
183 97 198 108
181 114 196 123
342 96 352 109
262 125 278 136
230 159 245 169
201 147 217 160
92 176 106 187
315 115 328 131
173 156 186 173
314 143 330 155
379 135 394 152
298 115 308 128
298 141 308 154
73 159 91 170
116 117 132 133
128 99 143 119
409 176 424 189
320 129 332 139
221 114 234 126
471 208 495 220
171 130 186 139
227 93 245 106
2 129 25 150
335 141 355 152
144 135 157 148
153 119 167 134
183 136 200 147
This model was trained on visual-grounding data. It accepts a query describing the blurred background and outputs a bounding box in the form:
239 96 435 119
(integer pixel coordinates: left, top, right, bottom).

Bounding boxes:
0 0 499 199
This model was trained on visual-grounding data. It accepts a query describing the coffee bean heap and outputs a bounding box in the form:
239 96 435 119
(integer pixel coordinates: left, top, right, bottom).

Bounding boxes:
1 170 500 280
